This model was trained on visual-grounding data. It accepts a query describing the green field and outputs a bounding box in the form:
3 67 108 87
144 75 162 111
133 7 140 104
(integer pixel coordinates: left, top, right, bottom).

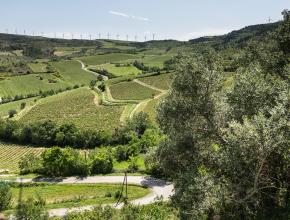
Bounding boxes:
92 63 142 77
28 62 48 73
19 88 124 132
110 81 160 100
138 73 174 90
0 143 45 173
113 155 145 172
0 97 38 117
50 60 97 85
138 55 172 68
78 53 137 65
10 183 150 209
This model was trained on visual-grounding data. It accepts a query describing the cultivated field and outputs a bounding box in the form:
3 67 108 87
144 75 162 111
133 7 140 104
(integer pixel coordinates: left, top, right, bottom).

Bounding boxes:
0 97 37 117
19 88 124 132
78 53 137 65
92 63 142 77
138 73 174 90
0 142 45 173
110 81 160 100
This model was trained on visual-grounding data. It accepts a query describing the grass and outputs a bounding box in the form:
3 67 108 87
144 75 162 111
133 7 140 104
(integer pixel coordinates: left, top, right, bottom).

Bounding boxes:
19 87 124 132
113 156 145 172
50 60 97 85
138 55 172 68
10 183 150 209
110 81 160 100
78 53 137 65
0 97 38 117
0 142 45 173
138 73 174 90
92 63 142 77
0 73 69 97
27 63 48 73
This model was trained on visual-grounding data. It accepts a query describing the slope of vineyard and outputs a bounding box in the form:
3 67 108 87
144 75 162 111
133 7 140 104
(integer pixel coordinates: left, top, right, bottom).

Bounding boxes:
0 142 45 173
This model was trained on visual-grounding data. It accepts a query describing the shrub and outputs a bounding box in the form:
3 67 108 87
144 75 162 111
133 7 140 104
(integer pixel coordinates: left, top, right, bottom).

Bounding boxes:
16 196 48 220
19 153 42 175
128 156 138 173
0 182 12 211
20 102 26 110
8 109 17 118
90 149 113 174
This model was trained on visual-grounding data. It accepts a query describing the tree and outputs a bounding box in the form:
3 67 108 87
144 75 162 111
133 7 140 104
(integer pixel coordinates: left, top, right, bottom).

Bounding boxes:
156 45 289 219
20 102 26 110
89 80 97 89
16 196 48 220
0 182 12 211
90 148 113 174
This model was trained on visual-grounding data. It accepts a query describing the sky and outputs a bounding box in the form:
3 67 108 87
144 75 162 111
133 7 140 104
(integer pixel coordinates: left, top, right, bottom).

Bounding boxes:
1 0 289 41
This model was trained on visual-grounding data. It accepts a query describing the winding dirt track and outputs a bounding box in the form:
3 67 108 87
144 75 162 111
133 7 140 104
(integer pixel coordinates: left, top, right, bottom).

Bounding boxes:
17 175 174 217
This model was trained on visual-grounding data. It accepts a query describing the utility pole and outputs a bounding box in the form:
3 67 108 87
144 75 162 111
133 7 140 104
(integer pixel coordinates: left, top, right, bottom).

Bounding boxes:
23 29 26 35
99 33 101 39
268 16 272 23
63 33 65 39
80 34 82 40
144 35 147 42
153 33 155 41
89 34 92 40
135 35 137 42
72 33 74 39
116 33 119 40
126 34 128 41
107 32 110 40
5 28 8 34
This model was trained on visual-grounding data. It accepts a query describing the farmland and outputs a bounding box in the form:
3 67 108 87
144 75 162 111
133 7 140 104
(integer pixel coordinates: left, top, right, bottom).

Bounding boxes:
91 63 142 77
0 142 45 173
19 87 124 131
78 53 137 65
0 97 37 117
109 81 160 100
138 73 174 90
27 62 48 73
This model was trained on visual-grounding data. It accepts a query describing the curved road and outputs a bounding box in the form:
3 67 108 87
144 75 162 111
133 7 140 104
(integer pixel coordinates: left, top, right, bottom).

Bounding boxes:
17 175 174 217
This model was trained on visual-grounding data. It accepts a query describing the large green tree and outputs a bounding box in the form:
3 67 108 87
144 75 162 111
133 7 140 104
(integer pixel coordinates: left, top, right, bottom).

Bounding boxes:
156 11 289 219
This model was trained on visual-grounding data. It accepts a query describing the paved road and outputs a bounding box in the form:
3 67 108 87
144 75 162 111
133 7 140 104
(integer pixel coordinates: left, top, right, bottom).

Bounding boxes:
17 175 174 217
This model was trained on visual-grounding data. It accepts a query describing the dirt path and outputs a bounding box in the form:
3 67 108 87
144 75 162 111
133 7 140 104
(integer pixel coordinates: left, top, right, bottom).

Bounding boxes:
133 79 165 92
17 175 174 217
76 60 109 81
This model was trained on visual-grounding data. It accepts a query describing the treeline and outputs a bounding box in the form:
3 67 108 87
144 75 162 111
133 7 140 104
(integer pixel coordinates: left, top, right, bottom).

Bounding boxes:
0 112 154 149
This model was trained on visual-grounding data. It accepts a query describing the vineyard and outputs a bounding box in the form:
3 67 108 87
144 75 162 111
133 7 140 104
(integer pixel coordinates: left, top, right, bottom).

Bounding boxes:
0 142 45 173
138 73 174 90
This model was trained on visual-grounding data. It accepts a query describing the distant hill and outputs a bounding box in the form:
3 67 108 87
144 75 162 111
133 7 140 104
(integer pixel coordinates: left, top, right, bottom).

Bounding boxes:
189 22 280 49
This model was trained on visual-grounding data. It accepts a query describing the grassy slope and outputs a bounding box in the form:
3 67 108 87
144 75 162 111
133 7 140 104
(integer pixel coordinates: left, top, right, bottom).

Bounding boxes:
78 53 137 65
27 63 47 73
50 60 96 85
0 60 97 97
0 97 37 117
110 81 160 100
138 73 174 90
142 98 161 122
19 88 124 132
11 183 150 209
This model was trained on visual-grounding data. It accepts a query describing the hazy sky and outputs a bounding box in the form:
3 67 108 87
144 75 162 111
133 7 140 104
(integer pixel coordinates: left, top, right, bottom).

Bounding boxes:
1 0 289 41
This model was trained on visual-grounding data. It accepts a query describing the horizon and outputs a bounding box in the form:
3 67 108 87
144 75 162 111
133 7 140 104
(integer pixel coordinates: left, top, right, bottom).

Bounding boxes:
1 0 289 41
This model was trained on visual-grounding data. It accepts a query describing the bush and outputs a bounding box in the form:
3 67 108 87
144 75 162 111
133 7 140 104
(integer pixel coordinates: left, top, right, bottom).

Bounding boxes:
20 102 26 110
19 153 42 175
90 149 113 174
41 147 89 177
16 196 48 220
0 182 12 211
128 156 138 173
8 109 17 118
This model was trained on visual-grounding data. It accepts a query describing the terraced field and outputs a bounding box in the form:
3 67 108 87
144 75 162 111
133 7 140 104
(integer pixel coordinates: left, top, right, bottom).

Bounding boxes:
78 53 137 65
0 143 45 173
138 73 174 90
110 81 160 100
19 88 124 132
